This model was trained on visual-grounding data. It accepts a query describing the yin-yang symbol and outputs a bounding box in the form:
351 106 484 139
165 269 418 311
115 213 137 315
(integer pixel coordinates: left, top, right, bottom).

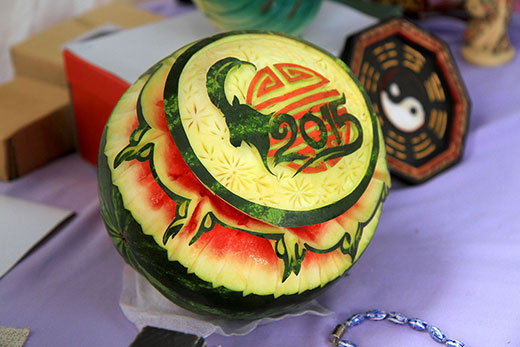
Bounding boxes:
380 81 425 133
340 18 470 183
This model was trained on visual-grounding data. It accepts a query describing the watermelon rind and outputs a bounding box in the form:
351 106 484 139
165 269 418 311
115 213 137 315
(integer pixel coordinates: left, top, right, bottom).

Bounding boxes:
164 31 381 228
98 31 391 319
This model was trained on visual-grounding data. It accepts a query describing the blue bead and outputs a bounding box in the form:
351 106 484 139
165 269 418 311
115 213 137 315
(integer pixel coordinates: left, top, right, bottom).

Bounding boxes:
366 310 388 321
388 312 408 325
408 318 428 331
427 326 446 343
346 313 365 327
338 339 357 347
446 339 465 347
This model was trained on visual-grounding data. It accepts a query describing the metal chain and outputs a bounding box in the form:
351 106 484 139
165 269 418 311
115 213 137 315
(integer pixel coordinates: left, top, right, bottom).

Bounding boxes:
330 310 470 347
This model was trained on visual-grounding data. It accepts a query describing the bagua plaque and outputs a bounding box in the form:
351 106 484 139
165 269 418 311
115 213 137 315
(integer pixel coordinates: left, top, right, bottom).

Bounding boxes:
341 18 470 184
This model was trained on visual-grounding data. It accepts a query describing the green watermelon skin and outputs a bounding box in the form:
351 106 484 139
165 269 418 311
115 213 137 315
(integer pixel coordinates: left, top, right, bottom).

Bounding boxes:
98 31 390 320
98 130 341 319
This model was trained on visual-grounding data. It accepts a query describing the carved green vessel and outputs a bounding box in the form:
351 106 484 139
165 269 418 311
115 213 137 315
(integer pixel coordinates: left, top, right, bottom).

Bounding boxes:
192 0 322 35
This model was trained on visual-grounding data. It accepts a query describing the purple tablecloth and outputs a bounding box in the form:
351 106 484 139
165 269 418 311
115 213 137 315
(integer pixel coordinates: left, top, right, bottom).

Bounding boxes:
1 11 519 347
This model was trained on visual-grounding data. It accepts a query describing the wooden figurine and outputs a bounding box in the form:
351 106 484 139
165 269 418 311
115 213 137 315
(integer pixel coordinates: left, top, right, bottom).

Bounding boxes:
462 0 515 66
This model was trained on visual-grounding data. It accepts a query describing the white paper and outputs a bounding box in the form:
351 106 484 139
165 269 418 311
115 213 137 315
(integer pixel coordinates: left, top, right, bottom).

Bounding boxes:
64 1 377 84
64 10 218 84
69 23 122 43
0 195 74 278
303 1 378 56
120 265 332 337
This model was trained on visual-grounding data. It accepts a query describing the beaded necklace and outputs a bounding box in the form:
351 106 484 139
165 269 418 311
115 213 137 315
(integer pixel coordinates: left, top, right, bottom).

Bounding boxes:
330 310 470 347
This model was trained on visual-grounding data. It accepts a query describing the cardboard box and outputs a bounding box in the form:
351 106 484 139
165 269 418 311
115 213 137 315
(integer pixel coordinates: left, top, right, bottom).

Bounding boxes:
10 3 162 88
0 77 73 181
63 51 132 166
63 2 377 165
3 2 162 177
64 9 218 165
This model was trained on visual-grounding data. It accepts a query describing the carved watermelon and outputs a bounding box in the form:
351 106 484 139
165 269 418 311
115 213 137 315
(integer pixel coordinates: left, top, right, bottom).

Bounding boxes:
98 31 390 319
